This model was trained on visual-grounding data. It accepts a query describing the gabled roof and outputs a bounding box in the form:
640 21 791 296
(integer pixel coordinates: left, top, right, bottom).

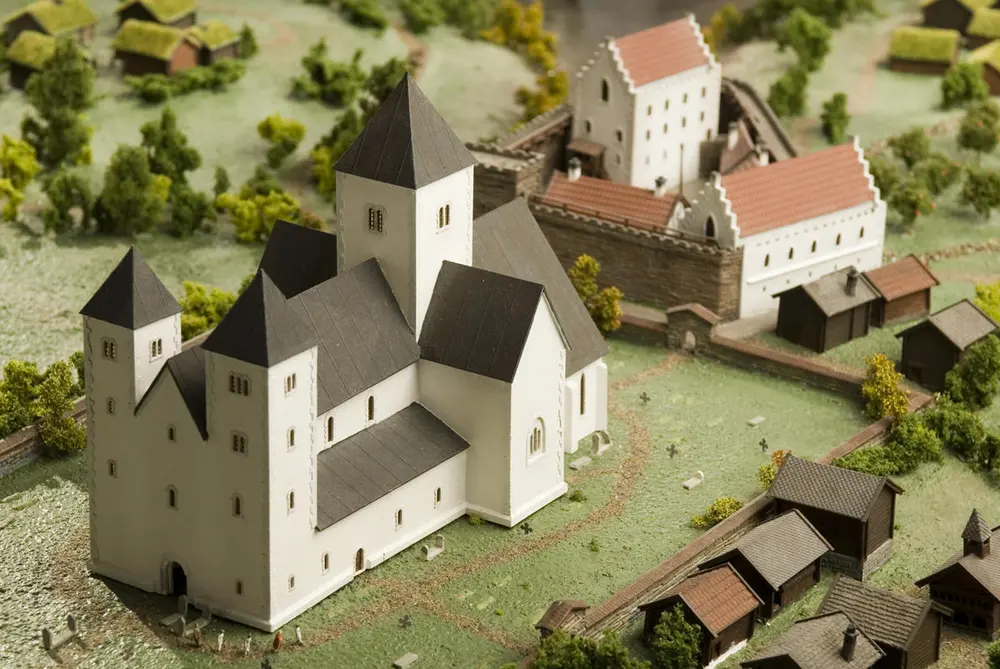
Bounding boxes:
719 140 878 238
542 171 684 228
474 198 608 377
112 19 197 61
819 576 950 650
776 267 880 317
3 0 96 35
79 246 182 329
116 0 197 23
968 7 1000 38
201 270 317 368
419 262 546 383
700 509 832 590
863 255 938 302
316 403 470 530
334 73 478 190
916 517 1000 601
608 17 712 88
767 455 902 521
536 600 588 632
187 20 237 49
638 563 762 637
6 30 57 70
896 299 999 350
741 611 884 669
257 220 339 298
888 26 960 63
970 39 1000 72
920 0 992 11
964 509 993 543
134 347 207 438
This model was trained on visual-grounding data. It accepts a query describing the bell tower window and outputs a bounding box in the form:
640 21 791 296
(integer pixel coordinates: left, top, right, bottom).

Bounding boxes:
367 206 385 233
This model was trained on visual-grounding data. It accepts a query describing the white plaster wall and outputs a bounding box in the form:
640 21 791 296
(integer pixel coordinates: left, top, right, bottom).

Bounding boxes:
671 176 739 246
573 46 635 185
417 360 511 521
564 359 609 454
133 316 182 402
318 364 420 449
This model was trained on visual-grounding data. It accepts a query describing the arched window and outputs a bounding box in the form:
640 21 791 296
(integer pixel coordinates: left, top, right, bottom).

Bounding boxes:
601 78 609 102
860 226 865 238
437 205 451 229
764 254 770 267
585 119 592 134
434 487 442 505
367 206 385 233
580 374 586 415
836 233 842 246
367 395 375 421
233 495 242 517
288 576 296 590
168 486 177 508
288 428 296 449
528 419 545 457
395 509 404 527
288 490 295 511
326 416 334 442
705 216 716 238
322 552 330 572
788 247 794 260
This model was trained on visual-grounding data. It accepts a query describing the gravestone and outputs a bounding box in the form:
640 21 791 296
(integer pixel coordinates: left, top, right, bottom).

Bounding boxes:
393 653 419 668
569 456 592 470
748 416 765 427
682 471 705 490
421 534 445 561
41 614 78 651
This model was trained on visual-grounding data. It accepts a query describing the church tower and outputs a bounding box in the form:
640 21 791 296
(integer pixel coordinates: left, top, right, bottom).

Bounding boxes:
333 74 479 339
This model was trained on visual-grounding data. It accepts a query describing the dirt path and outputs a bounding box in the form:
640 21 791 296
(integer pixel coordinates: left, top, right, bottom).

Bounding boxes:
849 29 892 116
201 5 297 49
391 24 429 80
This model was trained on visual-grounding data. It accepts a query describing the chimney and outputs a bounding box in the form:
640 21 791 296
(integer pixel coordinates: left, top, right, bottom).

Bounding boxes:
755 142 770 166
727 122 739 150
841 623 858 662
567 157 582 182
654 176 668 197
846 268 859 296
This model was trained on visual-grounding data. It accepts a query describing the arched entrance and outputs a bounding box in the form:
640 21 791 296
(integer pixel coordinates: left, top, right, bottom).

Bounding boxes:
354 548 365 573
953 611 969 627
682 331 697 352
590 430 613 456
164 561 187 596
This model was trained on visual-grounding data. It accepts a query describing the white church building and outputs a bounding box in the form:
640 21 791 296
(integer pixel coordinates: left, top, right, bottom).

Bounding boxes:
80 75 609 632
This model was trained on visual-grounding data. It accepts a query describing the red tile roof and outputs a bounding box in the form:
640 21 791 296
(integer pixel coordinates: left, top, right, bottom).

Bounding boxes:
720 141 877 238
542 171 683 228
662 564 761 635
864 254 939 302
611 18 711 88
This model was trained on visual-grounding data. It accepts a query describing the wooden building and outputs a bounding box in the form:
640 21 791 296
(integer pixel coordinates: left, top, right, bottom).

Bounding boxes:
896 298 999 391
767 456 902 581
967 7 1000 47
970 40 1000 94
6 30 55 89
638 564 762 666
920 0 993 34
116 0 197 29
187 20 238 66
534 600 588 639
887 26 960 75
774 267 880 353
741 611 885 669
697 509 832 619
112 19 199 77
863 254 939 327
819 576 951 669
915 510 1000 638
3 0 96 46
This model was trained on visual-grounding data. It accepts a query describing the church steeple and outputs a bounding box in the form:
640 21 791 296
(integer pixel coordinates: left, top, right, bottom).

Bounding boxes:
963 509 992 558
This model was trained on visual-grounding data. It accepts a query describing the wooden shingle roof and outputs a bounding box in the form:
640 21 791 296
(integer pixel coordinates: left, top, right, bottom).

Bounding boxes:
863 255 938 302
767 456 902 521
609 17 711 88
896 299 999 350
638 564 762 636
741 611 884 669
963 509 993 543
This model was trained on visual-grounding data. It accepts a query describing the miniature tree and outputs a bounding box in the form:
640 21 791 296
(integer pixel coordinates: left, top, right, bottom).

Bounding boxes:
257 114 307 168
690 497 743 529
888 176 934 231
240 165 284 197
958 101 1000 162
941 62 989 110
861 353 909 420
68 351 85 397
569 254 624 335
0 359 43 417
338 0 389 31
0 134 41 191
237 22 259 59
649 604 701 669
169 184 213 238
95 146 168 236
530 629 650 669
988 639 1000 669
706 4 745 50
363 57 414 113
945 334 1000 410
437 0 497 39
216 189 320 243
291 42 369 108
42 170 93 233
516 70 570 122
213 165 231 199
976 279 1000 322
912 151 962 196
179 281 238 340
34 360 85 456
886 127 930 169
961 166 1000 220
775 8 831 72
820 92 850 144
922 396 987 461
865 152 901 199
0 178 23 222
885 411 942 473
400 0 446 33
140 107 202 187
757 449 791 488
767 65 809 118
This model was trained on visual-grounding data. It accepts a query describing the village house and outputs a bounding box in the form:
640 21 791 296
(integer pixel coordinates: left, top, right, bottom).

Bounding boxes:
535 600 589 638
887 26 961 75
767 456 901 580
774 267 880 353
896 298 999 391
112 19 199 77
187 20 239 66
638 564 761 667
79 74 609 633
966 7 1000 47
670 140 887 318
740 611 885 669
915 510 1000 638
921 0 995 34
696 508 832 619
570 15 721 191
863 254 938 327
116 0 197 29
2 0 96 46
6 30 56 89
819 576 951 669
970 40 1000 94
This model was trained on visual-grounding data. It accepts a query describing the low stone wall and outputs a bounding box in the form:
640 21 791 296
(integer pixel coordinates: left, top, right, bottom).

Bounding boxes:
467 143 545 218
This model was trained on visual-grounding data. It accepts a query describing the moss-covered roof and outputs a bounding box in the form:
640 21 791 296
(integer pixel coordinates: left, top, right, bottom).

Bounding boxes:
969 7 1000 37
3 0 97 35
112 18 194 60
888 26 960 63
6 29 57 70
116 0 197 23
187 20 237 50
920 0 993 11
970 39 1000 70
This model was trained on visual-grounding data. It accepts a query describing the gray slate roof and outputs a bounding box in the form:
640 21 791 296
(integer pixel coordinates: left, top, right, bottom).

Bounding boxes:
420 261 546 383
768 456 902 521
964 509 993 543
742 611 884 669
258 220 339 298
165 347 207 438
473 198 608 376
333 73 478 189
777 266 879 317
818 576 934 649
79 246 182 329
897 298 998 350
288 258 420 414
201 270 317 368
316 403 470 530
700 508 832 590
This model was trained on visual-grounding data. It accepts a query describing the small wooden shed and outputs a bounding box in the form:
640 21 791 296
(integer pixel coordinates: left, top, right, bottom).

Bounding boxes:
116 0 197 29
5 29 55 89
112 19 198 77
638 564 762 666
187 20 238 66
887 26 961 75
863 254 939 327
920 0 993 34
774 267 880 353
740 611 885 669
534 600 588 638
2 0 96 46
896 298 1000 391
970 40 1000 94
967 7 1000 47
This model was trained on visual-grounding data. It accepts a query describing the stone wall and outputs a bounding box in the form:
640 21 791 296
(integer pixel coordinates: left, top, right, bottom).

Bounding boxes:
467 143 545 218
820 540 892 582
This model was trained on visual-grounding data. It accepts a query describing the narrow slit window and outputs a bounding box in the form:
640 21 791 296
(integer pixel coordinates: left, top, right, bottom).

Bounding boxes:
322 553 330 572
367 395 375 421
860 226 865 238
836 233 842 246
395 508 403 527
108 460 117 477
326 416 334 442
811 240 817 253
788 247 794 260
580 374 586 415
168 425 175 441
106 398 115 415
233 495 242 517
168 486 177 508
288 490 295 511
434 487 442 505
764 254 770 267
288 428 296 450
235 580 243 595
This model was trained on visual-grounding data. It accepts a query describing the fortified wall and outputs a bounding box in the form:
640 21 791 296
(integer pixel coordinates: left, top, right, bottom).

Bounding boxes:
467 144 545 218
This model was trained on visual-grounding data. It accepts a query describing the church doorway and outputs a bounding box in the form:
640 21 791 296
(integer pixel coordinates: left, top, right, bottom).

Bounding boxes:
354 548 365 573
166 561 187 596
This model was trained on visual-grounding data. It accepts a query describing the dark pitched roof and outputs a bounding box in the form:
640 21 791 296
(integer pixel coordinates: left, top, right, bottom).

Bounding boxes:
201 270 317 368
333 73 478 189
258 220 339 298
288 258 420 414
741 611 884 669
818 576 939 649
134 347 207 438
775 267 879 317
536 600 588 632
699 508 832 590
639 564 762 636
767 456 902 520
916 520 1000 601
80 246 182 329
419 262 546 383
473 198 608 376
897 298 999 350
964 509 993 543
315 403 470 529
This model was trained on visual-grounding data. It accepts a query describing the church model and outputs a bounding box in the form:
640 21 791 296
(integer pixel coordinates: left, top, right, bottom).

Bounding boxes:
79 74 609 632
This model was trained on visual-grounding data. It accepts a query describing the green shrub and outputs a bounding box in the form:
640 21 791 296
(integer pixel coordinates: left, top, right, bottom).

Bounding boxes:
945 334 1000 409
861 353 909 420
690 497 743 529
338 0 388 30
438 0 497 39
125 61 247 104
834 445 901 475
866 152 902 199
530 629 650 669
400 0 446 33
923 396 986 462
179 281 237 340
588 537 600 552
568 489 587 502
887 127 930 169
912 152 962 196
941 61 989 110
988 638 1000 669
650 604 701 669
290 42 367 108
35 360 85 456
467 514 484 525
885 411 943 472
